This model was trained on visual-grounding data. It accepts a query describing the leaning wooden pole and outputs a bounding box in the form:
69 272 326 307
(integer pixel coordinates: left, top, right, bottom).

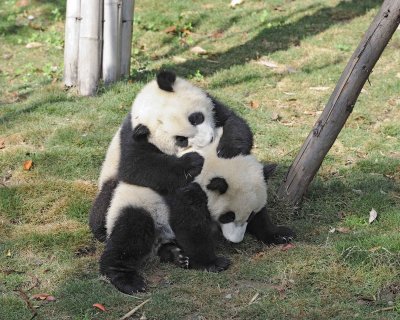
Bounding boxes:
277 0 400 206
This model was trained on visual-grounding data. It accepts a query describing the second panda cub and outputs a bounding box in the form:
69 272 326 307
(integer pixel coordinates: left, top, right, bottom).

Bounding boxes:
181 127 294 245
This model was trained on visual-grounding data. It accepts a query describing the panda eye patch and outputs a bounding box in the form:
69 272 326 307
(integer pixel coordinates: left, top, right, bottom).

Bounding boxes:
218 211 235 224
175 136 188 148
188 112 205 126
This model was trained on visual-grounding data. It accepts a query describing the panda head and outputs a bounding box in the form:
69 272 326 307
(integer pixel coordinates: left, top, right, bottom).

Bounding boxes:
130 71 216 155
191 128 275 243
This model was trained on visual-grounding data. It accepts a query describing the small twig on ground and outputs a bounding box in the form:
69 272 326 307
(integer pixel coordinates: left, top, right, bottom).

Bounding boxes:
371 306 395 314
14 289 38 319
119 298 151 320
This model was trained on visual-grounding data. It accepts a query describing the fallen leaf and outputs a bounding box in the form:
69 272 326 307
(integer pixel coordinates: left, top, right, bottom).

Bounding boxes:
271 112 281 121
0 140 5 149
31 293 56 301
336 227 351 234
252 252 266 261
369 208 378 224
249 100 260 109
230 0 243 8
255 58 278 68
6 249 12 257
281 243 295 251
369 246 382 252
172 56 187 63
210 31 224 39
164 26 177 34
93 303 107 312
25 42 43 49
16 0 29 7
190 46 207 55
23 160 33 171
224 293 232 299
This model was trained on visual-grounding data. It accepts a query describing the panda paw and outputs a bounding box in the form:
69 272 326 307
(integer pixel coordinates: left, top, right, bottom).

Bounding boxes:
206 256 231 273
106 270 147 295
181 152 204 180
171 247 190 269
270 226 295 245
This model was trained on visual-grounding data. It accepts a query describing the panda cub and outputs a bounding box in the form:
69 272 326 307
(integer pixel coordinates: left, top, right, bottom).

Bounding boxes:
100 181 229 295
182 128 294 245
89 71 253 242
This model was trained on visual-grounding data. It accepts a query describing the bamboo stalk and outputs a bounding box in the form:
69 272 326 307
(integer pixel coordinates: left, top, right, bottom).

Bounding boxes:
78 0 103 96
103 0 122 84
120 0 135 78
277 0 400 205
63 0 81 87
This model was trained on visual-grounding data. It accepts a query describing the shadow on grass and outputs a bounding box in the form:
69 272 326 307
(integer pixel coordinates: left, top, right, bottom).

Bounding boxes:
163 0 381 79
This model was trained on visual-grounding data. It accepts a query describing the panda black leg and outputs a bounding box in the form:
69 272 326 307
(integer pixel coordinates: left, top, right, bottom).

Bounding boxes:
158 242 189 269
100 207 155 294
169 184 230 272
246 207 295 245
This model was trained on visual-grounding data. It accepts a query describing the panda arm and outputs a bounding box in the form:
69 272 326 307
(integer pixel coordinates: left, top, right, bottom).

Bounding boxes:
246 207 295 245
119 142 203 193
210 97 253 158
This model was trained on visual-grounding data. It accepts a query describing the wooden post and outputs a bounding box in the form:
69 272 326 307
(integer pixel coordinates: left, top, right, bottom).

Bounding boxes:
64 0 81 87
78 0 103 96
277 0 400 206
103 0 122 84
120 0 135 78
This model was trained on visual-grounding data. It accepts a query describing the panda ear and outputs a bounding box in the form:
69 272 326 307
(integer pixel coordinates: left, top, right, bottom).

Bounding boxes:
181 183 204 205
132 124 150 141
156 70 176 92
263 164 277 181
207 177 228 194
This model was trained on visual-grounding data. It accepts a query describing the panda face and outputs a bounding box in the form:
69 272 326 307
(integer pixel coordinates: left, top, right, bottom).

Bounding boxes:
130 72 216 155
190 128 268 243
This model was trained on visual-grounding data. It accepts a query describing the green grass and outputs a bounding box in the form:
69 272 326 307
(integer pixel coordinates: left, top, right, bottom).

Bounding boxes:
1 0 400 319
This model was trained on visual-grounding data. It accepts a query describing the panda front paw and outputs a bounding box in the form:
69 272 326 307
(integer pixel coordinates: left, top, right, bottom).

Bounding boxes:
267 226 295 245
205 256 231 273
105 270 147 294
181 152 204 180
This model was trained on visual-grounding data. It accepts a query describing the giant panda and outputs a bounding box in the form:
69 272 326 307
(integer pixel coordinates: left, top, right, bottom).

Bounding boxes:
90 71 253 242
181 128 294 244
100 181 230 295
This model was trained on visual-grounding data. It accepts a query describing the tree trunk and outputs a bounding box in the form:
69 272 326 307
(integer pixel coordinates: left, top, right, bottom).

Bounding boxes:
64 0 81 87
120 0 135 78
78 0 103 96
277 0 400 206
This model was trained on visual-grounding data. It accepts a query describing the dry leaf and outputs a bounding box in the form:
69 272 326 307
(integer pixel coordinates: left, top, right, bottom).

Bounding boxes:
281 243 295 251
369 208 378 224
0 140 5 149
32 293 56 301
369 246 382 252
23 160 33 171
164 26 177 34
190 46 207 55
6 249 12 257
211 31 224 39
172 56 187 63
249 292 259 304
256 58 278 68
230 0 243 8
336 227 351 234
25 42 43 49
93 303 107 312
249 100 260 109
252 252 266 261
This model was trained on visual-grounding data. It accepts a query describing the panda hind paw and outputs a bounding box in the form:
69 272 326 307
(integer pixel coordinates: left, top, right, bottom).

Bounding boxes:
206 256 231 273
107 270 147 295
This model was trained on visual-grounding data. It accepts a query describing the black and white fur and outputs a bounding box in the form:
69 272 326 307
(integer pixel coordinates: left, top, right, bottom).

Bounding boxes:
90 71 253 242
182 128 294 244
99 181 229 295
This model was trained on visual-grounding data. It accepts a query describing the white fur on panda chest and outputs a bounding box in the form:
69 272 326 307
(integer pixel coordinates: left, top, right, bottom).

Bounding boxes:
106 182 175 243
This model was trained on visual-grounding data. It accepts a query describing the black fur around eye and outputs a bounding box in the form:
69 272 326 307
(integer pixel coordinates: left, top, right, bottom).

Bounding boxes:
175 136 188 148
188 112 205 126
218 211 235 224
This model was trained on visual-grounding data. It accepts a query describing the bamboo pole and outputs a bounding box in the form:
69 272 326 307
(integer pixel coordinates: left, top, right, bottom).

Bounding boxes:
103 0 122 84
277 0 400 206
120 0 135 78
64 0 81 87
78 0 103 96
